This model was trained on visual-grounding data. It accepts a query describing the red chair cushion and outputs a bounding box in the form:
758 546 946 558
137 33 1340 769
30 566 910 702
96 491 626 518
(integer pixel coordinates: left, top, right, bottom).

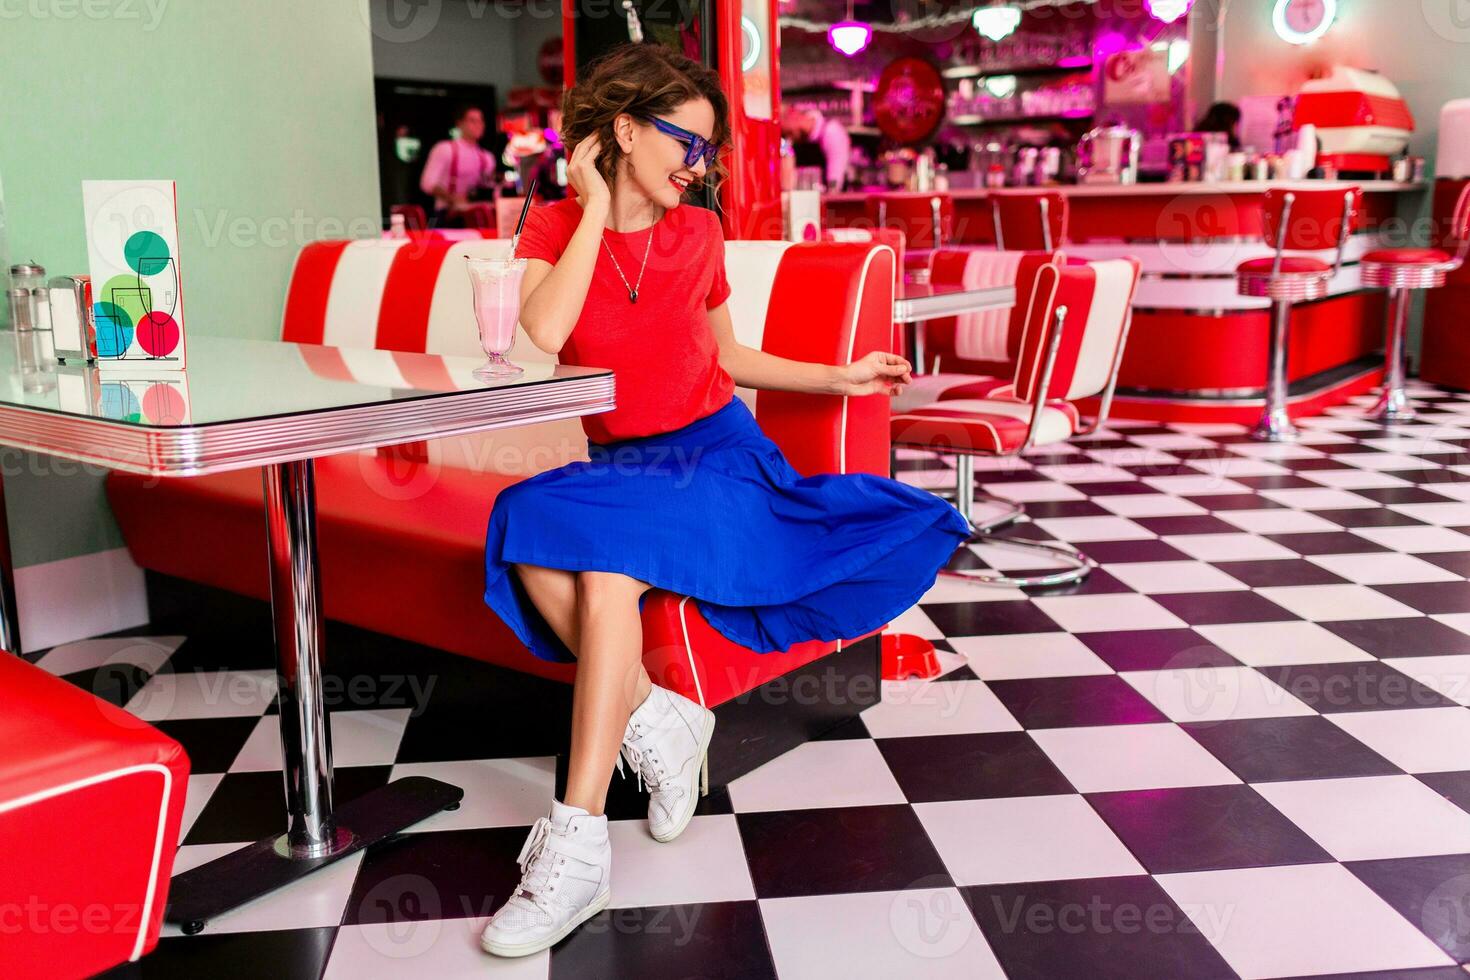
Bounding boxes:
936 377 1015 401
1237 256 1333 275
891 397 1082 455
0 654 189 977
1361 248 1455 265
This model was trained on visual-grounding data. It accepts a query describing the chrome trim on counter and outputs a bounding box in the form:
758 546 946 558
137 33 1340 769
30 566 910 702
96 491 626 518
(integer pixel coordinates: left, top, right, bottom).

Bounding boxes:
0 375 617 477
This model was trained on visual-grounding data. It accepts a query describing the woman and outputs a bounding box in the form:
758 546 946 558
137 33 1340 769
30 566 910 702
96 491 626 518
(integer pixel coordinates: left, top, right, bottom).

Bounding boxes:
1195 101 1243 152
480 42 970 957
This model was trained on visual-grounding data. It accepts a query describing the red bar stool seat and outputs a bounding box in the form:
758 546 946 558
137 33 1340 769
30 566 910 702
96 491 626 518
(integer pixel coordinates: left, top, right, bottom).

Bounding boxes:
1358 185 1470 422
1235 186 1362 441
891 257 1142 588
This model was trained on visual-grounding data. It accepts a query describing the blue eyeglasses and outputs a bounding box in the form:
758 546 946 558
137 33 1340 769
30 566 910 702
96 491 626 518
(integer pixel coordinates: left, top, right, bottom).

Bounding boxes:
639 115 719 169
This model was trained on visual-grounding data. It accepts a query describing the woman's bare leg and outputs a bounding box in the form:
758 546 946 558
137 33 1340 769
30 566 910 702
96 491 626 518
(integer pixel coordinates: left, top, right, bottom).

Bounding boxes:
563 570 654 815
513 563 581 653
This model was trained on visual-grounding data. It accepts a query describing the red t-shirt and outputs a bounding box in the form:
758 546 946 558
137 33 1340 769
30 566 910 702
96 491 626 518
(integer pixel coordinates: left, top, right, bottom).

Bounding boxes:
514 197 734 443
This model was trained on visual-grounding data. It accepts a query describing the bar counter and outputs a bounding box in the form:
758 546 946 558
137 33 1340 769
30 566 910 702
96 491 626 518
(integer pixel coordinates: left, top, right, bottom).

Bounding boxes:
825 182 1428 423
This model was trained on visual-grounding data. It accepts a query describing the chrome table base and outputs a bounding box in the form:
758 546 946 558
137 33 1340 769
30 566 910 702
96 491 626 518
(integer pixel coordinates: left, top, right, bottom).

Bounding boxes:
163 458 462 933
0 467 19 653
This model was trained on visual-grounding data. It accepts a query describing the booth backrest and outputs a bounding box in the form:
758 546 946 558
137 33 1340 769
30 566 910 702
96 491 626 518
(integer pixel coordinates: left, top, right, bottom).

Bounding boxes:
279 236 897 478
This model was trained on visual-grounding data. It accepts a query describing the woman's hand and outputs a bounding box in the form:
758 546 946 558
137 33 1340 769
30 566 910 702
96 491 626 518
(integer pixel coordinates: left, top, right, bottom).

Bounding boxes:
835 351 913 397
567 134 610 205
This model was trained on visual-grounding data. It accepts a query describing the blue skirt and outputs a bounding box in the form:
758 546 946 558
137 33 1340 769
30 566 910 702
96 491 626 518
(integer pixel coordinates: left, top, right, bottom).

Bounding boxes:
482 396 971 663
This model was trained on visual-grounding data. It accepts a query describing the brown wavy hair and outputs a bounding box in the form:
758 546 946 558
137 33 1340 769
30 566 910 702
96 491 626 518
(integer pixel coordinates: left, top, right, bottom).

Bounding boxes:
559 42 731 201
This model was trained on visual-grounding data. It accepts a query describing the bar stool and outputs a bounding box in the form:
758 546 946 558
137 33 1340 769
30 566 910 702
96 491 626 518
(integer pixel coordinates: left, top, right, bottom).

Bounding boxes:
867 192 955 252
1236 186 1361 442
1358 184 1470 423
891 257 1142 587
990 189 1069 252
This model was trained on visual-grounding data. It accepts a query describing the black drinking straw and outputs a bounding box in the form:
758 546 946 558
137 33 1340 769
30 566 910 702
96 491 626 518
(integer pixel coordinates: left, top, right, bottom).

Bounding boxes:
510 177 538 255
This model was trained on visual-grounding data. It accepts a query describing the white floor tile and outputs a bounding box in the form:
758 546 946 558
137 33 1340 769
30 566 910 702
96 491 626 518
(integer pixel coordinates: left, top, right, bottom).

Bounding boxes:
35 634 183 677
1141 474 1252 496
1103 561 1248 594
979 480 1086 503
1194 621 1375 667
608 814 755 908
1383 655 1470 707
1389 502 1470 526
126 669 277 721
1033 462 1140 484
1156 863 1455 978
728 739 906 812
1438 614 1470 638
917 578 1028 605
1032 516 1157 543
1030 723 1240 793
389 758 556 832
915 795 1144 885
1091 494 1209 518
1361 436 1467 455
1297 468 1413 489
1214 509 1342 535
946 632 1113 680
1259 487 1381 510
1327 707 1470 773
1254 585 1421 622
1307 552 1464 585
889 604 945 640
325 919 548 979
967 541 1078 572
1223 442 1325 461
1331 452 1443 471
1188 456 1294 479
1029 594 1187 633
1083 447 1180 467
180 773 225 840
1352 525 1470 554
231 709 410 772
1125 433 1223 451
1163 534 1299 562
1121 666 1315 722
860 679 1021 739
1254 775 1470 860
760 889 1006 980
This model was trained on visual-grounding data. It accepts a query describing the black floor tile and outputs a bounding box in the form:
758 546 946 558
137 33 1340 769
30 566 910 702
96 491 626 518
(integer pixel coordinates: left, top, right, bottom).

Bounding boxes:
962 876 1236 980
1077 539 1194 564
986 675 1168 728
550 900 777 979
343 826 528 926
919 599 1061 637
1087 784 1333 873
152 717 261 774
1257 662 1459 713
1152 590 1301 626
1324 618 1470 659
737 804 951 899
1264 531 1393 556
877 732 1075 803
1211 558 1350 588
1348 853 1470 962
1134 515 1243 537
1078 629 1239 672
99 927 337 980
1182 716 1401 783
184 766 392 846
1376 582 1470 615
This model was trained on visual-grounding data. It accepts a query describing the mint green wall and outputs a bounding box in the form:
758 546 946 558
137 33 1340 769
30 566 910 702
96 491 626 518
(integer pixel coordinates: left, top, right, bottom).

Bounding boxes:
0 0 382 567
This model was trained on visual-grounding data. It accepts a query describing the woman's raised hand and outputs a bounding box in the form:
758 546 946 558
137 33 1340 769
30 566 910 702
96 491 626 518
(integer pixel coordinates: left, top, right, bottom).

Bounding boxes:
567 134 610 205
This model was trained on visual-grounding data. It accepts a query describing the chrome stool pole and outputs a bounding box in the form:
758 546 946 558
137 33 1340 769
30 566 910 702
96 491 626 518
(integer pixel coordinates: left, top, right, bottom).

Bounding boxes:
1367 286 1415 423
1251 298 1299 442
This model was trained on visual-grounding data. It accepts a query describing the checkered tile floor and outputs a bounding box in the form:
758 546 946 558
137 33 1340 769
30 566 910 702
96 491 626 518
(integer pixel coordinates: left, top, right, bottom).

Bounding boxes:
49 382 1470 978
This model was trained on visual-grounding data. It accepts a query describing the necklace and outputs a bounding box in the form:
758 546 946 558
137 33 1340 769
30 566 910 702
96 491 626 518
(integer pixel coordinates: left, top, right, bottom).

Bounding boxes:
601 221 656 304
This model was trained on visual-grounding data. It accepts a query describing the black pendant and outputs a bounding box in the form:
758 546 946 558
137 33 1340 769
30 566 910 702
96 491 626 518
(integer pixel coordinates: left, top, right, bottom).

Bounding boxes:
629 290 638 303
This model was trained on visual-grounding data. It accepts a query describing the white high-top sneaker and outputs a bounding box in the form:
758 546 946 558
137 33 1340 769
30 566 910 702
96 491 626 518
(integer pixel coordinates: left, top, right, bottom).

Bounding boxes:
480 800 611 957
617 684 716 843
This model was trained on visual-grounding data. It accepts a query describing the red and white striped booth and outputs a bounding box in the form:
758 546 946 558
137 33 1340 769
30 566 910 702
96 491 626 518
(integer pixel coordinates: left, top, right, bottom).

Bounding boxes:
1 653 190 980
105 234 898 712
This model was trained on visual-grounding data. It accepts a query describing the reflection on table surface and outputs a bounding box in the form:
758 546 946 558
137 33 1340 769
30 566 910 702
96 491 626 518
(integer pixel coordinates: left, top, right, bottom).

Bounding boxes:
0 331 611 429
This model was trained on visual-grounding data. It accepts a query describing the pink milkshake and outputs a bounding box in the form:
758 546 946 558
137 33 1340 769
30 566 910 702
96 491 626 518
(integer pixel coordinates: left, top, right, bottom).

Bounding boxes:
466 256 526 379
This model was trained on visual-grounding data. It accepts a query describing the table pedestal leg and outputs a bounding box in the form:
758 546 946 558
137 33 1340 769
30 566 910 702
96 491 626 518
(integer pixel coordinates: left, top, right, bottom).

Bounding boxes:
163 458 461 934
0 466 20 654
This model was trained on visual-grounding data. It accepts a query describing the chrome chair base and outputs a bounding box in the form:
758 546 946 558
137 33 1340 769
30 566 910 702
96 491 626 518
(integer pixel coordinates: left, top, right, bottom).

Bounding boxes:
1366 387 1416 424
933 455 1097 588
1250 406 1300 442
1366 286 1417 425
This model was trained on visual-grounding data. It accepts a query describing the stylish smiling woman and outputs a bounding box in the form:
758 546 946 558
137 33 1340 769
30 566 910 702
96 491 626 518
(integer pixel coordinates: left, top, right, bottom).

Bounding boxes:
479 42 969 957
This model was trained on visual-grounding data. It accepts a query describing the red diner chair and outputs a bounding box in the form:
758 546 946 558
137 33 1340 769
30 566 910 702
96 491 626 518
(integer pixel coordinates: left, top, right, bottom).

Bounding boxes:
1236 185 1362 441
867 192 955 254
891 257 1142 587
990 189 1069 252
892 249 1064 413
1357 183 1470 423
